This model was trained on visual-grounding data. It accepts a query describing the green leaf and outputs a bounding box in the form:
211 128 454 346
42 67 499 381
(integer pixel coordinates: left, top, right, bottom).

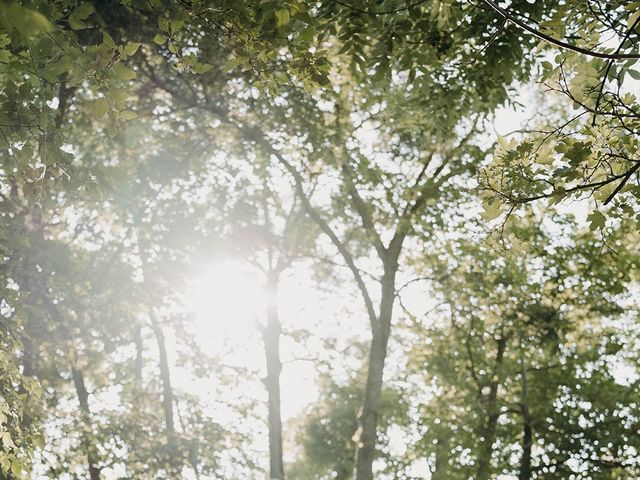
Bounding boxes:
68 17 86 29
113 63 136 80
627 10 640 30
299 27 315 42
192 62 213 74
120 110 137 120
153 34 168 45
587 210 606 230
72 3 95 20
7 4 55 36
69 3 95 30
103 31 116 48
10 460 21 477
627 68 640 80
92 97 109 118
123 42 141 56
480 199 503 221
1 432 15 449
168 43 179 54
111 88 129 104
34 435 45 450
275 8 290 27
223 56 247 72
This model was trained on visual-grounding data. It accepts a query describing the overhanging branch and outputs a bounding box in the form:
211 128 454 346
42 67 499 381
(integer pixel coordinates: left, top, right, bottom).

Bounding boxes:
481 0 640 60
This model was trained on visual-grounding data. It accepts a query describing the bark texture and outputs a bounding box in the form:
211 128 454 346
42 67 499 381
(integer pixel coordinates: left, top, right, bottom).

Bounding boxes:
71 366 101 480
354 262 398 480
518 347 533 480
151 318 175 436
475 335 507 480
264 272 285 480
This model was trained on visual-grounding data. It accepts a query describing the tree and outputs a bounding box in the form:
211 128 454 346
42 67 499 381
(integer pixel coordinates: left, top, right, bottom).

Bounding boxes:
289 372 408 480
2 1 640 479
407 212 640 478
480 1 640 229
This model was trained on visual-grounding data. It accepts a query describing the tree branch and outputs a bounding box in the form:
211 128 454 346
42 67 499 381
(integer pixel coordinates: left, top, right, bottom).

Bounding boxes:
341 162 387 259
265 147 379 327
481 0 640 60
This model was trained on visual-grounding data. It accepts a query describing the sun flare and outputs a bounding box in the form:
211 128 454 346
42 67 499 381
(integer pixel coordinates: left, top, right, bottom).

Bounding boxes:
189 261 266 336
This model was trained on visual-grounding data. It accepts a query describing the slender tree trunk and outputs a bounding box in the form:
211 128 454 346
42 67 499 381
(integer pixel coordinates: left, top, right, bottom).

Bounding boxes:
518 408 533 480
150 318 175 436
518 344 533 480
46 290 101 480
476 407 499 480
175 397 203 480
134 326 143 386
150 318 182 474
21 334 35 377
354 265 397 480
431 434 451 480
476 335 507 480
263 271 285 480
71 366 101 480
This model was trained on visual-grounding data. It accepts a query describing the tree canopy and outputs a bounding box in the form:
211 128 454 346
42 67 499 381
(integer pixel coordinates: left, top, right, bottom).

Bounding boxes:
1 1 639 479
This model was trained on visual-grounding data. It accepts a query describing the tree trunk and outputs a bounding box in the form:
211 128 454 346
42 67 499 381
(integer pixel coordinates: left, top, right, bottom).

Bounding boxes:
431 434 451 480
134 326 143 387
518 345 533 480
151 319 175 436
150 318 182 474
475 335 507 480
263 272 285 480
71 366 101 480
21 334 35 377
518 409 533 480
354 265 397 480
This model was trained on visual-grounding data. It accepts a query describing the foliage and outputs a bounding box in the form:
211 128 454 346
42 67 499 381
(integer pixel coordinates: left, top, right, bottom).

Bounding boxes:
0 1 639 479
407 213 640 478
480 1 640 230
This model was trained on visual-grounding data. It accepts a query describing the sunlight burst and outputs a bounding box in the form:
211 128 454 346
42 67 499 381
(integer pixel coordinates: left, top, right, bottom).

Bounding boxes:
189 261 266 336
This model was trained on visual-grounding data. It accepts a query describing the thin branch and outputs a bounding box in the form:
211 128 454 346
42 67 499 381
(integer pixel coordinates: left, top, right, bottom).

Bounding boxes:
341 162 387 258
332 0 430 16
265 146 379 328
481 0 640 60
603 160 640 205
592 14 640 125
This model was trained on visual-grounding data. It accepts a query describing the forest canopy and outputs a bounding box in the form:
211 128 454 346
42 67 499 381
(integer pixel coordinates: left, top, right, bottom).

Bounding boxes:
1 1 639 479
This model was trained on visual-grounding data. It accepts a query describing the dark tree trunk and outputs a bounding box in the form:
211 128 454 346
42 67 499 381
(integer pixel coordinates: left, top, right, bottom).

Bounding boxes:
150 319 182 474
354 264 397 480
21 334 35 377
151 319 175 436
518 346 533 480
43 300 100 479
263 271 285 480
431 434 451 480
518 410 533 480
71 366 101 480
475 335 507 480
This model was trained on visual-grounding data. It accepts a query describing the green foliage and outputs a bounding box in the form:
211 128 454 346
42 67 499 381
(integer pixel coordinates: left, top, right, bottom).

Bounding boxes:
290 375 408 480
406 213 640 478
480 0 640 228
1 1 639 479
